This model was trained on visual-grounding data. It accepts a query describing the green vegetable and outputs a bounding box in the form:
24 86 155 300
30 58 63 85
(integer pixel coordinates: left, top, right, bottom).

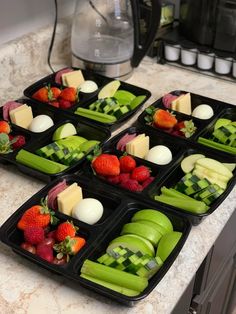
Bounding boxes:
81 259 148 292
75 107 117 123
160 187 195 200
80 274 140 296
16 149 68 174
154 194 209 214
130 95 146 110
198 137 236 154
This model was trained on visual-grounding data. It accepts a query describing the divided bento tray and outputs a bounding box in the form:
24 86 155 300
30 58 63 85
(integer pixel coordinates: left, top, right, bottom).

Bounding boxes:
23 67 151 131
80 125 236 225
0 112 110 182
137 90 236 160
0 174 191 305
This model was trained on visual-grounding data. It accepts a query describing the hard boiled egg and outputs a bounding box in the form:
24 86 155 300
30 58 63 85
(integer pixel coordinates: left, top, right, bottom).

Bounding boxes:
72 198 104 225
192 104 214 119
79 80 98 93
145 145 172 165
29 115 54 132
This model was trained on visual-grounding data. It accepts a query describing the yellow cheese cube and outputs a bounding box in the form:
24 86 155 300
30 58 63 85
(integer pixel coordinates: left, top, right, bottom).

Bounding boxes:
171 95 184 111
57 183 83 216
126 134 150 159
176 93 192 115
62 70 85 89
126 134 145 155
9 104 33 129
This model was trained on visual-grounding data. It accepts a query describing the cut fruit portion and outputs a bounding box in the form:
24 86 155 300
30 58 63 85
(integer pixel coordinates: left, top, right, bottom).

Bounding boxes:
121 222 162 246
181 154 205 173
156 231 182 262
131 209 173 234
214 118 231 131
52 123 77 141
79 140 100 153
98 80 121 99
129 95 147 110
113 90 135 105
57 136 87 149
222 163 236 172
195 158 233 180
134 219 169 236
107 234 155 257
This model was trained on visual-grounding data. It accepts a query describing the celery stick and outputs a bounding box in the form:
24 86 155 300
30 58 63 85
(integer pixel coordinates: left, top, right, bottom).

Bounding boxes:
16 149 68 174
154 195 209 214
75 108 117 123
80 274 140 296
198 137 236 154
160 187 194 200
81 259 148 292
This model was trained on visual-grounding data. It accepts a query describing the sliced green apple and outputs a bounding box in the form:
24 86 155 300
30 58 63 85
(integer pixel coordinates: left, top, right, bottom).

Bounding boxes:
79 140 100 153
113 90 135 105
156 231 182 262
134 219 169 236
52 123 77 141
193 165 228 189
107 234 155 257
222 163 236 172
195 158 233 179
98 80 121 99
131 209 173 234
57 136 87 149
121 222 162 247
181 154 205 173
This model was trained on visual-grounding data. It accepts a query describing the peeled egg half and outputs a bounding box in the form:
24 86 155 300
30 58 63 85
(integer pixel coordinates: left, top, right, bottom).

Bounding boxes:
72 198 104 225
79 80 98 93
192 104 214 119
29 115 54 132
145 145 172 165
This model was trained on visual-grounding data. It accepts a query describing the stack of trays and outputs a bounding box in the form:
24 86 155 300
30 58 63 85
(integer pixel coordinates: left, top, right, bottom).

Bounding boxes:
0 69 235 305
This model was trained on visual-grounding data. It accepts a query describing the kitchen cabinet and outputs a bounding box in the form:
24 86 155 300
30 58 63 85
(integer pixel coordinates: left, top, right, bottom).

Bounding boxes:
173 209 236 314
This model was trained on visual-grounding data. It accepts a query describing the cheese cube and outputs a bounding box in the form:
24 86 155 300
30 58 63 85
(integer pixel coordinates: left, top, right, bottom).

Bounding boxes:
57 183 83 216
171 95 184 111
176 93 192 115
62 70 85 89
9 104 33 129
126 134 150 159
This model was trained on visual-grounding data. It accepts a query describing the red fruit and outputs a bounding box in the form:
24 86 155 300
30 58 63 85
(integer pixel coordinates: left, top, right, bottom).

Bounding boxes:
24 226 45 245
106 175 120 185
153 109 177 129
17 199 58 231
51 87 61 99
36 243 54 262
58 99 73 109
32 85 60 103
56 221 77 242
54 236 86 258
20 242 36 254
142 176 155 189
46 230 57 240
60 87 78 102
0 120 11 134
40 237 55 247
49 101 60 108
11 135 26 149
92 154 120 176
119 155 136 173
118 173 130 183
52 256 67 265
131 165 151 183
173 120 197 138
120 179 143 192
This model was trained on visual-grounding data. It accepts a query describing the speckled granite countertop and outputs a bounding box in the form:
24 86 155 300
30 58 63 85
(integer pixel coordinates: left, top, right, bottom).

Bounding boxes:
0 21 235 314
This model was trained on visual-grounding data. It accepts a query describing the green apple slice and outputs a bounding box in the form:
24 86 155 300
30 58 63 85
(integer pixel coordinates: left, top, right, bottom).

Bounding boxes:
156 231 182 262
131 209 173 234
52 123 77 141
107 234 155 257
57 136 87 149
113 90 135 105
181 154 205 173
214 118 231 131
195 158 233 179
121 222 163 246
129 95 146 110
98 80 121 99
222 163 236 172
134 219 169 236
79 140 100 153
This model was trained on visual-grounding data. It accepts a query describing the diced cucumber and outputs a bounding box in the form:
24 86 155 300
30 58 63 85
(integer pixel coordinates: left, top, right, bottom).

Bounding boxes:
202 188 224 205
193 184 220 201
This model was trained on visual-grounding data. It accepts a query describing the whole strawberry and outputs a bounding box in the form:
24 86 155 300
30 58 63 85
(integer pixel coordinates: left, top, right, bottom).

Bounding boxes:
60 87 78 103
92 153 120 176
58 99 73 109
131 165 151 183
0 120 11 134
56 221 77 242
54 236 86 261
119 155 136 173
173 120 196 138
153 109 177 129
24 226 45 245
17 198 58 231
120 179 143 192
32 85 61 103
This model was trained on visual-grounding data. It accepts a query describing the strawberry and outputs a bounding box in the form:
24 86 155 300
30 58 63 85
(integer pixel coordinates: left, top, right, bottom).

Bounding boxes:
60 87 78 103
36 243 54 262
56 221 77 242
106 175 120 185
58 99 73 109
9 135 26 149
142 176 155 189
153 109 177 129
23 226 45 245
118 173 130 183
120 179 143 192
51 87 61 99
119 155 136 173
49 101 60 108
54 236 86 261
92 153 120 176
131 165 151 183
173 120 197 138
17 198 58 230
32 85 60 103
0 120 11 134
20 242 36 254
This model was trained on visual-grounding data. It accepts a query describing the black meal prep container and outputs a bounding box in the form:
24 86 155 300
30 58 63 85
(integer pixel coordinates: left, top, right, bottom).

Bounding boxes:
0 174 191 306
1 115 110 182
23 67 151 131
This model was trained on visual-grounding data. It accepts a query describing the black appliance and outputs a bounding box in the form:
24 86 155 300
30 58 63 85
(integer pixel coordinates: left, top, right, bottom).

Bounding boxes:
179 0 236 53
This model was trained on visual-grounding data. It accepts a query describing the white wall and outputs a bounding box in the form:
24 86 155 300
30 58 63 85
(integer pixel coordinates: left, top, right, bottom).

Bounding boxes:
0 0 76 45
